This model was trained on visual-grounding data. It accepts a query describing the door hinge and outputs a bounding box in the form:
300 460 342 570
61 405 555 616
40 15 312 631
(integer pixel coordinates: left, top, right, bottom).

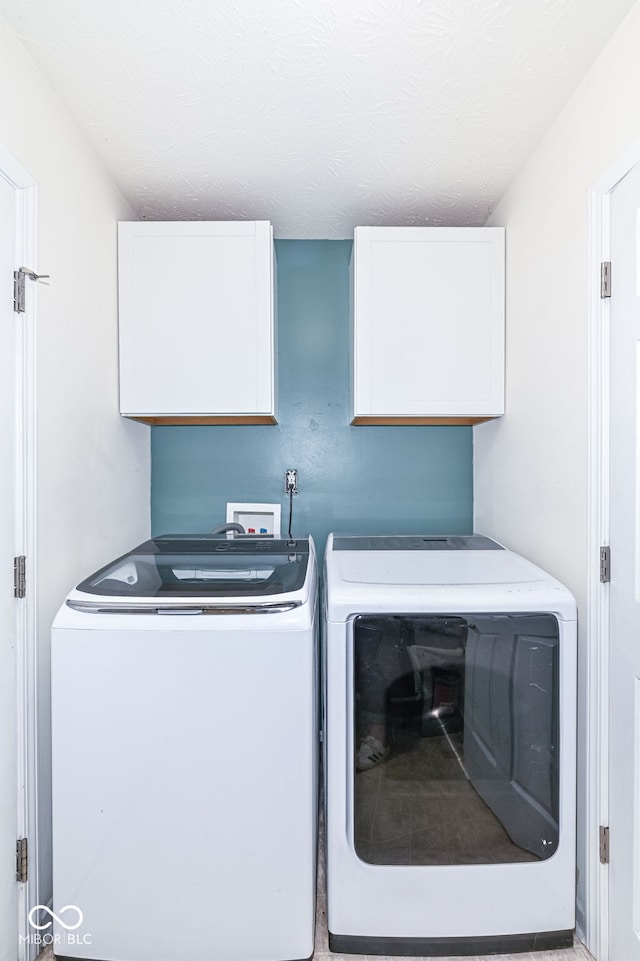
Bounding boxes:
13 270 25 313
16 838 28 882
13 266 50 313
14 555 26 598
600 545 611 583
599 825 610 864
601 261 612 298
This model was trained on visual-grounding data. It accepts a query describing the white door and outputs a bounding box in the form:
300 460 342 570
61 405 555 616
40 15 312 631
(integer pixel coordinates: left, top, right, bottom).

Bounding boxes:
0 172 19 956
609 159 640 960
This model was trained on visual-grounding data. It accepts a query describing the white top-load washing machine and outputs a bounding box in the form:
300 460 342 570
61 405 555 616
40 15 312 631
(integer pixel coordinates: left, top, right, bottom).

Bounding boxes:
324 533 577 957
51 534 318 961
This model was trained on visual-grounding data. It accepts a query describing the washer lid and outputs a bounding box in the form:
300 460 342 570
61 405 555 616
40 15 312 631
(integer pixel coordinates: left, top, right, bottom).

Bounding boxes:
76 536 310 598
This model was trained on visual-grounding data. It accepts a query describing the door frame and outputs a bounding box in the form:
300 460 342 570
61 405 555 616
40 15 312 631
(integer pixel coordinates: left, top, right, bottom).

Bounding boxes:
587 136 640 960
0 143 39 957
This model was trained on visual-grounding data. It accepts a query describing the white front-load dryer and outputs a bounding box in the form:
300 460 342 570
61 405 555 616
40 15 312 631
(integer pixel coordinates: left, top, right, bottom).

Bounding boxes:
51 535 318 961
323 533 577 957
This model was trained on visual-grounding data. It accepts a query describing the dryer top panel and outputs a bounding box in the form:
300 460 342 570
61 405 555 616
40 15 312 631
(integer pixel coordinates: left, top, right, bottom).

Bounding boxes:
324 533 576 619
332 535 502 551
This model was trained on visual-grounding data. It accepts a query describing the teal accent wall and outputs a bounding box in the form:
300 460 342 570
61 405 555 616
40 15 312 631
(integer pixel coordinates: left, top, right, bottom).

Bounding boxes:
151 240 473 554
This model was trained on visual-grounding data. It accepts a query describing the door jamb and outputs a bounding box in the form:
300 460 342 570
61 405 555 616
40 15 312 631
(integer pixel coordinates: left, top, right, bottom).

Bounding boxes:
0 143 38 958
587 136 640 960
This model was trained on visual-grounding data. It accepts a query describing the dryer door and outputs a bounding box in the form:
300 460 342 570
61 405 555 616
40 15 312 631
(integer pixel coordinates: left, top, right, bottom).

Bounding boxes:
352 613 559 866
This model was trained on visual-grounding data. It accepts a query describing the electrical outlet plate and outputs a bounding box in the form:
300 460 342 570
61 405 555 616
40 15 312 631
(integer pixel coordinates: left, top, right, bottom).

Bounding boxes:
226 502 281 538
284 469 298 494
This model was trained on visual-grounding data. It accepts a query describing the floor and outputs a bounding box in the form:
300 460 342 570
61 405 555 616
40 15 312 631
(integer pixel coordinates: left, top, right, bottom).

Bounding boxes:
36 938 593 961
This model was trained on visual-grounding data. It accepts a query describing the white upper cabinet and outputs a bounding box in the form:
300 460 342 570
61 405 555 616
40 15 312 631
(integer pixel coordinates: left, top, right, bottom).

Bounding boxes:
351 226 505 424
118 221 276 424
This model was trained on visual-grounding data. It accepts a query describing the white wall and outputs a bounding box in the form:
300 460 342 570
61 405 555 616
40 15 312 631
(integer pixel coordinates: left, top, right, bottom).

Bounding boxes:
474 0 640 939
0 14 150 908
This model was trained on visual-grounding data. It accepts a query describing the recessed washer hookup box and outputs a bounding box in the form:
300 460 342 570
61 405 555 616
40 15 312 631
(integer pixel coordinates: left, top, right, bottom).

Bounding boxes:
226 502 281 537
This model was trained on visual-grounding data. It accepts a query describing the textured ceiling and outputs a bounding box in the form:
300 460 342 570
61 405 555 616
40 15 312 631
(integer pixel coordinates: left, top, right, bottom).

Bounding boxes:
0 0 635 237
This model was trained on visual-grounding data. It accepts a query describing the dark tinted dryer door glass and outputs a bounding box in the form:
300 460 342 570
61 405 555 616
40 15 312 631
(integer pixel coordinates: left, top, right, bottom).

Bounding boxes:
353 613 559 866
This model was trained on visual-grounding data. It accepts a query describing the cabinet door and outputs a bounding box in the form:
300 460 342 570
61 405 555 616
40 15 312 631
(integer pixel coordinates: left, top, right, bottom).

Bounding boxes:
352 226 504 424
118 221 275 424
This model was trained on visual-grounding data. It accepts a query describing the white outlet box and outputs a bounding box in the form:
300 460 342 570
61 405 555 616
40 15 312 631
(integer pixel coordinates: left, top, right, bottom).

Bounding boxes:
226 502 281 538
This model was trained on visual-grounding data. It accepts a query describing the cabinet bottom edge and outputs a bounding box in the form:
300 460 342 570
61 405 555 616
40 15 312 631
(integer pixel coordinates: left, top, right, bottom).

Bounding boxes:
122 414 278 425
351 415 501 426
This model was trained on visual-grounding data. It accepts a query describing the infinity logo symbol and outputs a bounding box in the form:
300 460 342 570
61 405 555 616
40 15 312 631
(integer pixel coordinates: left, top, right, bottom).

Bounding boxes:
28 905 84 931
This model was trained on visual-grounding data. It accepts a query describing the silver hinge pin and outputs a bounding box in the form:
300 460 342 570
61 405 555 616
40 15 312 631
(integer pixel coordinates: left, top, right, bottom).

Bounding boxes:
13 271 25 313
16 838 28 882
14 556 26 598
600 546 611 584
601 261 612 299
12 266 50 313
599 825 610 864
